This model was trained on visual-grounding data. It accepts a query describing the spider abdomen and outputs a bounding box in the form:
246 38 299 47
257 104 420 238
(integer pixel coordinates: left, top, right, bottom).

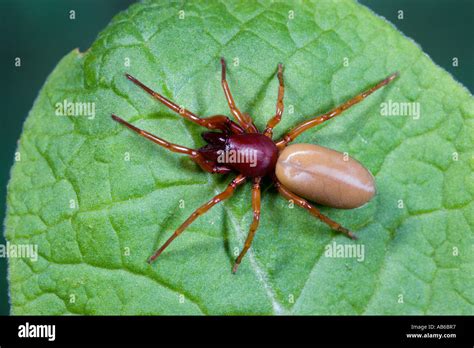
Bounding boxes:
275 143 376 209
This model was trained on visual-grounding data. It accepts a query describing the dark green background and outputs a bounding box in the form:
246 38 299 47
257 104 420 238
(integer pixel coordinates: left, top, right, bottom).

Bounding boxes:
0 0 472 315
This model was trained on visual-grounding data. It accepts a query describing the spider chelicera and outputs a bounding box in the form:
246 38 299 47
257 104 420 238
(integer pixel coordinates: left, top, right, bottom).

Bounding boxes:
112 58 397 273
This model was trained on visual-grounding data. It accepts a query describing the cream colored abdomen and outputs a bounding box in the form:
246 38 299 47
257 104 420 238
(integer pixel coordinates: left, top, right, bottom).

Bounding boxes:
275 144 376 209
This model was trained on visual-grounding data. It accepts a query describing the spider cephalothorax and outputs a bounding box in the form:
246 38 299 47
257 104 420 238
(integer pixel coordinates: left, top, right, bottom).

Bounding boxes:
199 132 278 177
112 58 397 273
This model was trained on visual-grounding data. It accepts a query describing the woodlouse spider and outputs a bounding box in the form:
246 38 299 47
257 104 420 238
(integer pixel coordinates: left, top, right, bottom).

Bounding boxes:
112 58 398 273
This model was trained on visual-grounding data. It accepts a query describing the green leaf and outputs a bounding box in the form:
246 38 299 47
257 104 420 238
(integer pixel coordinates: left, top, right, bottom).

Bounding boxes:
5 0 473 315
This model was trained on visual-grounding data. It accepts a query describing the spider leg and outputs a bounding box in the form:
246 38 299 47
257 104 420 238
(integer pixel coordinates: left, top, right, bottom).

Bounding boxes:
275 72 399 150
232 177 261 274
264 64 284 138
220 58 258 133
125 73 243 134
148 175 246 263
111 114 231 174
274 179 357 240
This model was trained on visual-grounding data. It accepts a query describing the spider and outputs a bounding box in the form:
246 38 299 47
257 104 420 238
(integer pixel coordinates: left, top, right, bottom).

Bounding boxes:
111 58 397 273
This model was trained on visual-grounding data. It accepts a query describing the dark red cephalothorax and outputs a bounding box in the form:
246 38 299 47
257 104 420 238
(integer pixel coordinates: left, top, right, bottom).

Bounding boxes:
199 132 278 177
112 58 398 273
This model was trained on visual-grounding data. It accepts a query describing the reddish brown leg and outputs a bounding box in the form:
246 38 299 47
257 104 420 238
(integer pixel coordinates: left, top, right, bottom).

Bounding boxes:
264 64 284 138
112 114 231 174
232 177 261 274
220 58 258 133
275 72 399 149
148 175 246 263
274 180 357 240
125 73 243 134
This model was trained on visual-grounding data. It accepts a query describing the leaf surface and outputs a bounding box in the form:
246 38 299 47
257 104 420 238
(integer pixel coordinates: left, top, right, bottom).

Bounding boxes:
5 0 473 314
